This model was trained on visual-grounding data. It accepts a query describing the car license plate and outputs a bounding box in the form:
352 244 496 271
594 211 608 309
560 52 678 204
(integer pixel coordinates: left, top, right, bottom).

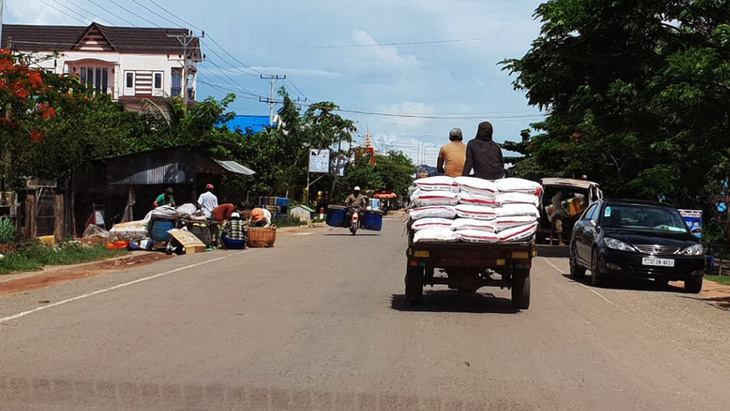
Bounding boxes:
642 257 675 267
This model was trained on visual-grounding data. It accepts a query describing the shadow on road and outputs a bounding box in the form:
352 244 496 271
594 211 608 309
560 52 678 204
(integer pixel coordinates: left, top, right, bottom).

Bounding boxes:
680 295 730 310
391 292 519 314
560 273 686 293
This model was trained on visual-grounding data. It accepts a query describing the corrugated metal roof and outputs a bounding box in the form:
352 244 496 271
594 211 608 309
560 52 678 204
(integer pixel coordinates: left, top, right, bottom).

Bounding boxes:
212 159 256 176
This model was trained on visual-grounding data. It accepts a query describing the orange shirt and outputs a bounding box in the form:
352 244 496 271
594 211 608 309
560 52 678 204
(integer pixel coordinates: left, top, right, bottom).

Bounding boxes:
437 141 467 177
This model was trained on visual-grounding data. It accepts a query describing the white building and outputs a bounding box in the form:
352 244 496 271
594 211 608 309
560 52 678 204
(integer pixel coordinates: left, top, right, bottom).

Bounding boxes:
1 22 202 111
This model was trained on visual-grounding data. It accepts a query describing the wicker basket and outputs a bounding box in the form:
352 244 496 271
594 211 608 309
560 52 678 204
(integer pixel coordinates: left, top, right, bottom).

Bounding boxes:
247 227 276 248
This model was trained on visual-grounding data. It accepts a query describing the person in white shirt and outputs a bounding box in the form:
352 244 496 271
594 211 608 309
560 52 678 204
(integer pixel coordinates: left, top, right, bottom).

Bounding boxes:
197 184 219 218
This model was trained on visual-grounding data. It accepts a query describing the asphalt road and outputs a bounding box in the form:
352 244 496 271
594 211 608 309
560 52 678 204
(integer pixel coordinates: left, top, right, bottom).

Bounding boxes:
1 216 730 410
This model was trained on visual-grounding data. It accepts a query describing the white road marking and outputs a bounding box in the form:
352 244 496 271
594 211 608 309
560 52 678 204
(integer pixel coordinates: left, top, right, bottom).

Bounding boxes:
0 251 247 325
293 233 313 236
542 257 621 309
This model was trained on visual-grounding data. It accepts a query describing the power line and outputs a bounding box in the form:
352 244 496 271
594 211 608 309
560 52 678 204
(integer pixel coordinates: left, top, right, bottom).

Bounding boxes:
129 0 181 28
36 0 87 25
146 0 204 32
85 0 136 26
107 0 161 27
285 78 309 101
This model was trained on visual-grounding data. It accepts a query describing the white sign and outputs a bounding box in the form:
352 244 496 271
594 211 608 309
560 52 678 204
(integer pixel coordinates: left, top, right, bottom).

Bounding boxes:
309 149 330 173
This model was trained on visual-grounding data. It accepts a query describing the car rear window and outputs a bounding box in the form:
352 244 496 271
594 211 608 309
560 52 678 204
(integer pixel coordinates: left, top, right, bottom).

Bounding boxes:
602 204 688 232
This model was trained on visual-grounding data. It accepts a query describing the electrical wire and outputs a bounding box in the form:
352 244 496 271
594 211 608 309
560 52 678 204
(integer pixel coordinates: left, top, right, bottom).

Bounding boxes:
129 0 183 28
85 0 136 26
107 0 161 27
36 0 87 25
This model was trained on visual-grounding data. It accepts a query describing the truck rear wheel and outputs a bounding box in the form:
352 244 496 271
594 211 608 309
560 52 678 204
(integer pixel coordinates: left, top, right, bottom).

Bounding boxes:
405 265 424 306
511 269 530 309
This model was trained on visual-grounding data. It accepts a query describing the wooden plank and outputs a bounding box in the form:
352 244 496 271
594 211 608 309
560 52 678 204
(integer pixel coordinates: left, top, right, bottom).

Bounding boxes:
168 229 207 254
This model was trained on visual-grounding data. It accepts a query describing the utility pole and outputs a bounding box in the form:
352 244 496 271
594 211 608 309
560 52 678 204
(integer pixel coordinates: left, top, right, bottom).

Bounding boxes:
0 0 4 43
168 29 202 106
259 74 286 125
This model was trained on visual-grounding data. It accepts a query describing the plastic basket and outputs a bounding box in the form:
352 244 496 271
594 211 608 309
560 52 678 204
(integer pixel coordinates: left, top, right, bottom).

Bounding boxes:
247 227 276 248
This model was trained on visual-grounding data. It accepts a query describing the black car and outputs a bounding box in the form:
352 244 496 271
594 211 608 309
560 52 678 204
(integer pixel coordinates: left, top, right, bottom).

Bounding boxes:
569 199 705 293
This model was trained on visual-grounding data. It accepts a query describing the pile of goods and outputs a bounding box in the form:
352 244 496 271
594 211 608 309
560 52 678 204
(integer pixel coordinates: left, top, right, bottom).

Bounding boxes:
409 176 542 243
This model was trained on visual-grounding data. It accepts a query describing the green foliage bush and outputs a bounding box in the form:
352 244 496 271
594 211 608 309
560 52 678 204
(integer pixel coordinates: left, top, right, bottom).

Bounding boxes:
0 217 16 244
0 242 125 275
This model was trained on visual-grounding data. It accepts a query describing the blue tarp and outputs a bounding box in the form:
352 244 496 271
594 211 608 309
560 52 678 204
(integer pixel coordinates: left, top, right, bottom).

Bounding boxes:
221 115 271 133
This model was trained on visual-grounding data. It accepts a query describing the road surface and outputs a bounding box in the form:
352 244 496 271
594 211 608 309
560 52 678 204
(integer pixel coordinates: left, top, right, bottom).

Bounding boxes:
1 216 729 410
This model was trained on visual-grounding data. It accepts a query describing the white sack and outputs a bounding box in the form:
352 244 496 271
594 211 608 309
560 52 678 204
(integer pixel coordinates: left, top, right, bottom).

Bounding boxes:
455 204 498 220
410 189 459 207
497 192 540 208
495 203 540 219
495 178 543 195
458 191 501 207
409 206 457 220
176 203 198 218
451 218 497 232
493 215 538 232
458 229 500 243
149 205 178 220
454 176 498 196
414 176 458 192
414 227 460 243
411 218 455 231
498 222 538 242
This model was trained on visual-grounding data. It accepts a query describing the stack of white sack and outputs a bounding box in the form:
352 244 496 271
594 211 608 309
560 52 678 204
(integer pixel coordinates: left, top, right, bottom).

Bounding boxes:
409 175 542 243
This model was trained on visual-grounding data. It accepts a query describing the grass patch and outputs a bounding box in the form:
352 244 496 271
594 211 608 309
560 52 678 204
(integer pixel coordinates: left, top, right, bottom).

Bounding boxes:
0 242 126 275
705 275 730 286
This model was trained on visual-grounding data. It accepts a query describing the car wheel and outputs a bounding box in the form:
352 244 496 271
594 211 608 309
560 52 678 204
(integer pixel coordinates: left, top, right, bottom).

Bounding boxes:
569 243 586 279
511 269 531 309
591 248 606 287
405 265 424 306
685 276 703 294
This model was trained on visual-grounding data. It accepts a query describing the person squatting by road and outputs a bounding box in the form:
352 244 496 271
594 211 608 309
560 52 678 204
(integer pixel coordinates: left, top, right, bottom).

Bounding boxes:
250 208 272 228
437 128 467 178
461 121 505 180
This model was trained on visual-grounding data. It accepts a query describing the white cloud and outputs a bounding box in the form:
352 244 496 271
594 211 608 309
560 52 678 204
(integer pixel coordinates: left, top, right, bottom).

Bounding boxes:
343 30 424 76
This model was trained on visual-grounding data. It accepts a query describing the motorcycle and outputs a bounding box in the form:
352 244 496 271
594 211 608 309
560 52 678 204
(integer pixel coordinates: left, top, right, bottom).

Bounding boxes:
348 206 364 235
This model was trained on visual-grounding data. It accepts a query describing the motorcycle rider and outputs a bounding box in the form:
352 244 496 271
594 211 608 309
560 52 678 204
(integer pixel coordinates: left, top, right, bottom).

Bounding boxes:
344 186 368 226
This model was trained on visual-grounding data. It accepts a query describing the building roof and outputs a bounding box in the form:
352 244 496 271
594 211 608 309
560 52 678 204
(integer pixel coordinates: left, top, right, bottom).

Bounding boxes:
2 22 201 57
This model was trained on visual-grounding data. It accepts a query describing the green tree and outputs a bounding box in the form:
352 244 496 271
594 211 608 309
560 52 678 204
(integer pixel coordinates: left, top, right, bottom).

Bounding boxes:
502 0 730 208
373 151 416 197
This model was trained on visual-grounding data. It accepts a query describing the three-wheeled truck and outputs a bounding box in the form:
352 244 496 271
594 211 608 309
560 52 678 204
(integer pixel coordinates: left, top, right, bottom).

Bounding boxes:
405 235 537 309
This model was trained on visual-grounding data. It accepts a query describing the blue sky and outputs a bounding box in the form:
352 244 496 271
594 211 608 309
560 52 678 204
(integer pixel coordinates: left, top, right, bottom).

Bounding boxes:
5 0 546 165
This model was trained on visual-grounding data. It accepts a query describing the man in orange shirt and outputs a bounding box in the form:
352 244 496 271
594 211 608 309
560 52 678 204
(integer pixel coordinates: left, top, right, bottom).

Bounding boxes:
437 128 467 177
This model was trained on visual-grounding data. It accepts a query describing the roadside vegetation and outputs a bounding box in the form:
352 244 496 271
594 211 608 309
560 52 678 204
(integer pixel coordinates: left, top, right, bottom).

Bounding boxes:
501 0 730 242
705 275 730 286
0 242 126 275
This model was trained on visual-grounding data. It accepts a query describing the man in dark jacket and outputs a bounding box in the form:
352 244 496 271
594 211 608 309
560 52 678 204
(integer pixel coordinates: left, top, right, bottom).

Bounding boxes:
461 121 505 180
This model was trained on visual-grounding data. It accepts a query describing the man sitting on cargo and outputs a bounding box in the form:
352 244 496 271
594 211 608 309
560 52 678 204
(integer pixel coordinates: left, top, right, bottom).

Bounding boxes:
250 208 272 228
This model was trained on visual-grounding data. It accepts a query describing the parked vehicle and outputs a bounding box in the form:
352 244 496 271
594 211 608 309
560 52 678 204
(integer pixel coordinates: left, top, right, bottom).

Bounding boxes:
405 231 536 309
569 198 705 292
536 178 603 244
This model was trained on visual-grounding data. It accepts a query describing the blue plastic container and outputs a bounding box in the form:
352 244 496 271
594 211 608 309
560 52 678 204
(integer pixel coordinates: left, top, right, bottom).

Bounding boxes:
326 208 347 228
362 212 383 231
222 235 246 250
276 197 290 207
150 220 174 242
